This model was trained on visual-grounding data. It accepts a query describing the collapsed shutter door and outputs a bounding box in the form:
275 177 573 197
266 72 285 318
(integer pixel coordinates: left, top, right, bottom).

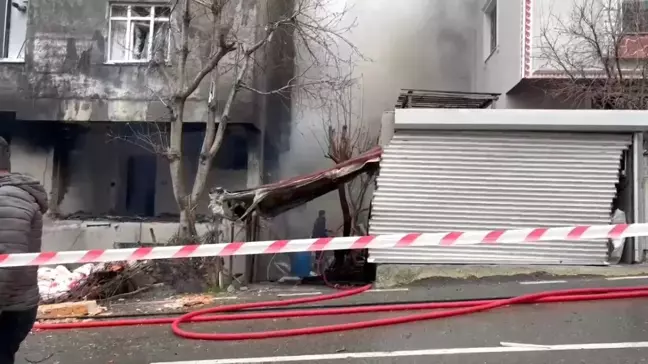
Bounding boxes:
369 131 631 265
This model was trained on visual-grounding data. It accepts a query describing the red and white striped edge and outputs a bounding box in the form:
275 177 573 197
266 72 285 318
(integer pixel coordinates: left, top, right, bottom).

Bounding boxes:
1 223 645 268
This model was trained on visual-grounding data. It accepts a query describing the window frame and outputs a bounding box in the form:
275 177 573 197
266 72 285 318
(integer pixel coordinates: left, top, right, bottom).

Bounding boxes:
483 0 498 62
106 3 171 64
0 0 29 62
1 0 9 59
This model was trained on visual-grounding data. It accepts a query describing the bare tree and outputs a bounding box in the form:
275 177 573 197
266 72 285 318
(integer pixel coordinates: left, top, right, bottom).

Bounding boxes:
539 0 648 108
112 0 362 238
322 84 378 237
316 76 378 271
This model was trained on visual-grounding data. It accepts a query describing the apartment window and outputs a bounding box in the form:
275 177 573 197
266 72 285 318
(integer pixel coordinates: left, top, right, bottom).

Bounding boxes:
0 0 28 60
483 0 497 59
108 4 171 63
622 0 648 33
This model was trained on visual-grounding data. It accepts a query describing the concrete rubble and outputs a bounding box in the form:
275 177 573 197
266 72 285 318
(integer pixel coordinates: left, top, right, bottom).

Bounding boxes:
37 300 105 319
162 294 216 310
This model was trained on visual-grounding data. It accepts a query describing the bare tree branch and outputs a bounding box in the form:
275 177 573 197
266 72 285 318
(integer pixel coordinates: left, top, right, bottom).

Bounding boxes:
538 0 648 109
320 72 378 237
112 0 365 237
181 31 236 100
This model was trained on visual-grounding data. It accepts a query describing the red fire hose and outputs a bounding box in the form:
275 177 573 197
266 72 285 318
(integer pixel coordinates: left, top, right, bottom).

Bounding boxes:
34 284 648 341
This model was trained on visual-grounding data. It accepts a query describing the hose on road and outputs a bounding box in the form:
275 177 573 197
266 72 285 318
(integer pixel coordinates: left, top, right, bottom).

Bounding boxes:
34 285 648 341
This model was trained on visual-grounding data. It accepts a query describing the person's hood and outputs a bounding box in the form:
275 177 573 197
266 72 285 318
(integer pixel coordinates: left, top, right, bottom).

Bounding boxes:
0 173 48 214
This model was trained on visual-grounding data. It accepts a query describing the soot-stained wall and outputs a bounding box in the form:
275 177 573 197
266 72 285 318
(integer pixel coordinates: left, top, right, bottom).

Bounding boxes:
0 0 270 124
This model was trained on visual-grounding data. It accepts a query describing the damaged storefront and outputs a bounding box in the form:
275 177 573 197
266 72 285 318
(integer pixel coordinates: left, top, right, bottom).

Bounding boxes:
209 147 382 282
0 117 254 253
370 107 648 266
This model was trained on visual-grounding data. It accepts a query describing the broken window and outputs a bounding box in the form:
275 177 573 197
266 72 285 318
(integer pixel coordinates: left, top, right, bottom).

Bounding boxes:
0 0 28 60
108 4 170 63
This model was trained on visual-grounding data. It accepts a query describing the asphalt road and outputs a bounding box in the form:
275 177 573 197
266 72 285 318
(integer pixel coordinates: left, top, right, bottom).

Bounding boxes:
18 275 648 364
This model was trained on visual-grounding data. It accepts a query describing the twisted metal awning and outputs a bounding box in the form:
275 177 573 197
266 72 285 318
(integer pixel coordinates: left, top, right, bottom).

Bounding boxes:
209 147 382 220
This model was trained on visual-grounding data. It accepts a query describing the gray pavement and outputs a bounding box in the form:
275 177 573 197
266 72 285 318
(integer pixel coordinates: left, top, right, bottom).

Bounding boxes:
18 275 648 364
375 263 648 287
102 272 648 314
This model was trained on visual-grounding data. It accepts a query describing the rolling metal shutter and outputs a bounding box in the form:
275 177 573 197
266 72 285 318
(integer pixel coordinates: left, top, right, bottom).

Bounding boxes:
369 131 631 265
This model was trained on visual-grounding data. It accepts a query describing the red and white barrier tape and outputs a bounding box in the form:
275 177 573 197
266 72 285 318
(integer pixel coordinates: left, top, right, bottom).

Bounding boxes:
1 223 645 268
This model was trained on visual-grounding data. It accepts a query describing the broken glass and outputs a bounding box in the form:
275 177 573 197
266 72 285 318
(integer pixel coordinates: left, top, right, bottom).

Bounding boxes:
131 21 150 60
132 6 151 18
110 5 127 18
155 6 171 18
152 21 169 61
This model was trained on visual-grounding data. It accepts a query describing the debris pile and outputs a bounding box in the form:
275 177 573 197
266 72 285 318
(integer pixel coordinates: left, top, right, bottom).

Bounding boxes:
38 264 100 302
37 261 153 304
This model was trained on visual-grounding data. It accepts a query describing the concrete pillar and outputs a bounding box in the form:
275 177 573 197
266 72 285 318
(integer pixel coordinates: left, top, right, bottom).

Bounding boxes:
379 111 395 147
246 128 262 188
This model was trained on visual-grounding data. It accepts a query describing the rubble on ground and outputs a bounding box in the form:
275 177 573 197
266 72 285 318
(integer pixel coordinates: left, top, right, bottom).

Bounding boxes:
162 294 216 309
37 256 224 305
37 261 155 304
38 264 101 302
37 300 106 319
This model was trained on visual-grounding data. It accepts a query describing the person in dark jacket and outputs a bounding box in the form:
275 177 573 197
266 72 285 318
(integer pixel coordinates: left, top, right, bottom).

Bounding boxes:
311 210 347 269
312 210 328 239
0 137 49 364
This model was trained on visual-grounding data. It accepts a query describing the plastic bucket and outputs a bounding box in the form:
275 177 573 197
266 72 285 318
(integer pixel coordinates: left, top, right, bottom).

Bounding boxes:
290 252 313 278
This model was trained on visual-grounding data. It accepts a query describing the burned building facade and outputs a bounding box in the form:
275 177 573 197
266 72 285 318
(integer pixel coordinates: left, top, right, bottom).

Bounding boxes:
0 0 292 251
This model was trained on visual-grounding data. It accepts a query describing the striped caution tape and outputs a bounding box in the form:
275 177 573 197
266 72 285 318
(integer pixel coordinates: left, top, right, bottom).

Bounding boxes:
0 223 643 267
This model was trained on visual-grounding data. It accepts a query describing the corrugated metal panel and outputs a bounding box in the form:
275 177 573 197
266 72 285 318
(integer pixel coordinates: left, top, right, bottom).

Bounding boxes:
369 131 631 265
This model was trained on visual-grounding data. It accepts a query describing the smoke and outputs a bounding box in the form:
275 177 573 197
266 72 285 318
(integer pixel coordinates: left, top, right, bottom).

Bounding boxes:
275 0 481 238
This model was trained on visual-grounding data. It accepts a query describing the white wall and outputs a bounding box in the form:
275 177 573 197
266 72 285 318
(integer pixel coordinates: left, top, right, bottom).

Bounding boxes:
42 220 247 276
275 0 482 238
473 0 607 80
473 0 524 94
42 220 213 250
476 0 618 88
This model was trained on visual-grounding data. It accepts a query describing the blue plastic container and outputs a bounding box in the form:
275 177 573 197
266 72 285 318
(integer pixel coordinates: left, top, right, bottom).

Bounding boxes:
290 252 312 278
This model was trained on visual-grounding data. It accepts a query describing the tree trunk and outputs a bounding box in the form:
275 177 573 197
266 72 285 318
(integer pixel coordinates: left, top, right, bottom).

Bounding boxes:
192 158 212 200
179 202 198 240
333 184 352 268
337 185 351 237
170 100 190 238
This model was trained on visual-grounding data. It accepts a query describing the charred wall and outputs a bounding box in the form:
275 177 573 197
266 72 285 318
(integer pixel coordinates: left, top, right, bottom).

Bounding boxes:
257 0 296 184
0 0 267 124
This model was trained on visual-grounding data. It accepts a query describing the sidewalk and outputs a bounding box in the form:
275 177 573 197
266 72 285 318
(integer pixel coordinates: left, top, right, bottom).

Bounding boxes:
376 264 648 287
40 269 648 321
